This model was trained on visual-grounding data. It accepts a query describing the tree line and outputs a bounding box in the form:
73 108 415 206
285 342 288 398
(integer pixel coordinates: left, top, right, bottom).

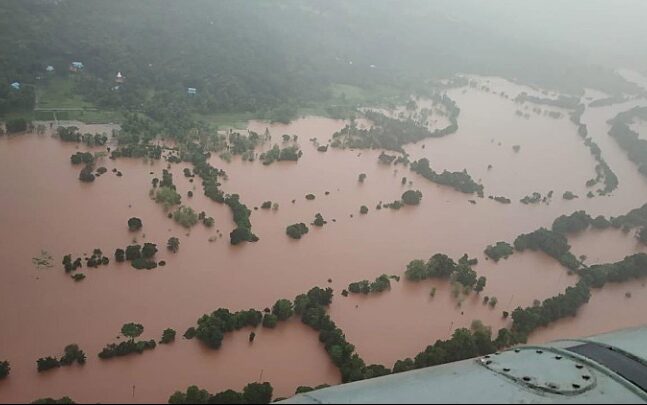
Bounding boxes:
330 94 459 151
410 158 484 196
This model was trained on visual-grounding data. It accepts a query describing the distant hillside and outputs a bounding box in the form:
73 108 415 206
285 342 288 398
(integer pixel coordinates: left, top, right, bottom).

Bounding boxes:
0 0 642 117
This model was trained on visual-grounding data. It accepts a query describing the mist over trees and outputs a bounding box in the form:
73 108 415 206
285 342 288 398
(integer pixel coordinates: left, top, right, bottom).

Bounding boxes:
1 0 643 120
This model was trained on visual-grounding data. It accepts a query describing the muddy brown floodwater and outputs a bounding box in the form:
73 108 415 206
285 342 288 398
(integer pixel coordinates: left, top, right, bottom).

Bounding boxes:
1 77 647 403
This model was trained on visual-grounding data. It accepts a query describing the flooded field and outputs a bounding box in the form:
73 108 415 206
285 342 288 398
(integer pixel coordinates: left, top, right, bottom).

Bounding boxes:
328 250 577 367
1 77 647 403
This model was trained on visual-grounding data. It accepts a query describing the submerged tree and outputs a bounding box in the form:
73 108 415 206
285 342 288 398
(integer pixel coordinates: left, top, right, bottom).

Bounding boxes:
160 329 176 344
167 237 180 253
402 190 423 205
121 323 144 341
0 361 10 379
286 223 309 239
127 217 143 232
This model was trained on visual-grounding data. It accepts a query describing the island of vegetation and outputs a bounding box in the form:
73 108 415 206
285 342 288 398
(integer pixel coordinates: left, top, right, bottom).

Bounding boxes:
608 106 647 177
489 196 511 204
562 191 578 200
405 253 486 296
185 308 264 349
260 145 302 165
286 223 309 239
312 213 327 227
513 228 580 270
167 237 180 253
115 243 160 270
347 274 397 295
520 192 543 205
37 344 86 373
331 94 459 151
160 329 176 345
515 92 580 110
173 206 199 228
401 190 423 205
127 217 143 232
570 104 618 196
484 242 514 262
98 323 156 360
410 158 483 196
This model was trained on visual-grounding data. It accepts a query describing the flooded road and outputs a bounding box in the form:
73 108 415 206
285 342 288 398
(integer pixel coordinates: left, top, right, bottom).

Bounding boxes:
1 77 647 403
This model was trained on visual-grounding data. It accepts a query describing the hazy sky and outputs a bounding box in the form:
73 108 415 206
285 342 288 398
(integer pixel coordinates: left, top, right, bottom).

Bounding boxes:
441 0 647 69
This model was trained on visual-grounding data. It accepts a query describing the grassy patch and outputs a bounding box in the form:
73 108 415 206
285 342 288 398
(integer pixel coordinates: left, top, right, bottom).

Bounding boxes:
61 109 122 124
328 82 406 107
37 77 94 109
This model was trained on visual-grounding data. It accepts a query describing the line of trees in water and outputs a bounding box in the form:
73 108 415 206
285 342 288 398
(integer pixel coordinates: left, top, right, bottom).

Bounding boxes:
512 228 580 270
182 286 390 385
57 126 108 146
514 92 580 110
28 212 647 399
60 126 111 184
330 94 459 151
260 144 302 165
405 253 486 295
62 249 110 282
520 191 547 205
345 274 399 295
181 142 258 245
184 308 265 349
22 196 647 400
484 241 514 262
608 106 647 177
98 323 156 360
570 104 618 195
31 397 75 404
169 382 274 404
115 242 161 270
550 207 647 244
36 345 86 373
410 158 483 196
74 112 260 245
8 324 181 382
480 203 647 342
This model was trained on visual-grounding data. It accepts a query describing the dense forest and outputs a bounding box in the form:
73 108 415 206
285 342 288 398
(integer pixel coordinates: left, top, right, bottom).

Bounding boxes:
0 0 643 119
608 106 647 176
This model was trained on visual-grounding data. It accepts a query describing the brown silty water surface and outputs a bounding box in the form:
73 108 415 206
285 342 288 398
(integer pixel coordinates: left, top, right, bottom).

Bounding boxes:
1 76 647 403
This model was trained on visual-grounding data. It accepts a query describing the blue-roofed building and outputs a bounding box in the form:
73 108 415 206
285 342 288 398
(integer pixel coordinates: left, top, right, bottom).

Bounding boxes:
10 82 20 90
187 87 197 95
69 61 84 72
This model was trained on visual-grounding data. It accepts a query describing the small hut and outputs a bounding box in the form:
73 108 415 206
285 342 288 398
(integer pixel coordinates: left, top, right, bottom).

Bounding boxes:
187 87 197 95
10 82 20 90
115 72 125 83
